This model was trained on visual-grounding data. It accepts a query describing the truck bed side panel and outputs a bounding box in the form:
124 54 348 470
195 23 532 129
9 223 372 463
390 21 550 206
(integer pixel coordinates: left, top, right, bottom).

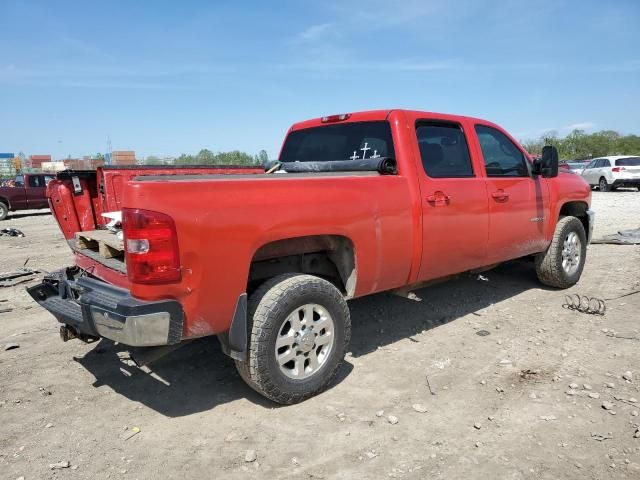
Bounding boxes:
123 174 416 338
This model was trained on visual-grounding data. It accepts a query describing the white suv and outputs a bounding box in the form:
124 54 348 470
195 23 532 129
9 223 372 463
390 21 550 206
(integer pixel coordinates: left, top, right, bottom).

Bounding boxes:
581 156 640 192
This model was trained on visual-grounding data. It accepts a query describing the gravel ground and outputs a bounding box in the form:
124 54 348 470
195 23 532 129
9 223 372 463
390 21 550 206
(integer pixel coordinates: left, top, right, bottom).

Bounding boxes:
1 190 639 480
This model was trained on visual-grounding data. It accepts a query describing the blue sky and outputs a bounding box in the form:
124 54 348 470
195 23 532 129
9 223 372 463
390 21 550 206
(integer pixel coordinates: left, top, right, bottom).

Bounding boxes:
1 0 638 159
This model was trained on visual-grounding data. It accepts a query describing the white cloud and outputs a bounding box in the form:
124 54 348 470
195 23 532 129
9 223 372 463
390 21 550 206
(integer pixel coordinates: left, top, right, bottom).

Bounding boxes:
296 23 336 42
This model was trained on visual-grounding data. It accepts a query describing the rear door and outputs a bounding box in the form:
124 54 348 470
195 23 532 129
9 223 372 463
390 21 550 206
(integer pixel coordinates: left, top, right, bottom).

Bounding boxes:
25 175 48 209
414 119 489 281
472 124 549 263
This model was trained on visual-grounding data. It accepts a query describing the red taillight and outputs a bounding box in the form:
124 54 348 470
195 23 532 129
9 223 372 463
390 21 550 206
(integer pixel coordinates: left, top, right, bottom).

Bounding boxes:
321 113 351 123
612 167 625 172
122 208 181 284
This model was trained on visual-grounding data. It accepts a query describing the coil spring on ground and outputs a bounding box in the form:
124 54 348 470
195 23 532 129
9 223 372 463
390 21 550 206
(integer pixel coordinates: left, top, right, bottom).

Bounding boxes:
563 294 606 315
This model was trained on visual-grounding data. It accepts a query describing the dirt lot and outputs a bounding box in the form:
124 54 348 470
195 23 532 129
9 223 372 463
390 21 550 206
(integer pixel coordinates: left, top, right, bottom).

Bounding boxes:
1 191 639 480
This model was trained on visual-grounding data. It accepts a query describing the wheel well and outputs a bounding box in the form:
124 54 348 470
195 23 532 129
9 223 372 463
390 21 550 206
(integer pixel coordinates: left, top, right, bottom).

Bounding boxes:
248 235 356 297
0 197 9 208
559 201 589 234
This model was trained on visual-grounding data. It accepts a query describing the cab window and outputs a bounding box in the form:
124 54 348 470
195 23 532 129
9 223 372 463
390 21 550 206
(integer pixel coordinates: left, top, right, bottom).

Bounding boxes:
475 125 529 177
416 122 474 178
28 175 45 187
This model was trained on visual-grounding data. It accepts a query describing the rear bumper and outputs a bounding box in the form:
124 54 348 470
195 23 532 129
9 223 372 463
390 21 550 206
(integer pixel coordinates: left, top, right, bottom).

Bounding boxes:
27 268 184 347
612 178 640 188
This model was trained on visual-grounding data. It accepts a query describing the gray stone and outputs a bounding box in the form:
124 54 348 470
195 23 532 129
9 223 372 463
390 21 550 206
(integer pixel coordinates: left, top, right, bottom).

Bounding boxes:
245 450 257 463
623 371 633 381
387 415 399 425
602 401 614 410
49 461 70 470
412 404 428 413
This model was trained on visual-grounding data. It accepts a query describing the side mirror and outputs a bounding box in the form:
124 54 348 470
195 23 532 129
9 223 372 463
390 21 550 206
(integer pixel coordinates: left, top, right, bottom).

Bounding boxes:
533 145 559 178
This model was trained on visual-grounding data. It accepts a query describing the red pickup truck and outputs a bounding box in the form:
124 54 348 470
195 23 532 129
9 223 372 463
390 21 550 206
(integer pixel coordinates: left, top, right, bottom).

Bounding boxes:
0 173 55 220
29 110 594 404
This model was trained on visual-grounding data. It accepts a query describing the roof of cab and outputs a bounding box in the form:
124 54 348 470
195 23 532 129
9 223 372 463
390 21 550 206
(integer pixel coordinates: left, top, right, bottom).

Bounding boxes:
289 109 493 132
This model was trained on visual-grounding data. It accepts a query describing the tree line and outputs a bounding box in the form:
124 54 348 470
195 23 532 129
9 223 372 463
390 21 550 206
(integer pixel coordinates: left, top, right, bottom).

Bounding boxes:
143 149 269 166
521 130 640 160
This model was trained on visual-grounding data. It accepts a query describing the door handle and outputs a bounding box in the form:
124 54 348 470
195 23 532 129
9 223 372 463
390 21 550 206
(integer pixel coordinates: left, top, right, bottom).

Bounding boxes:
491 190 509 201
426 191 451 205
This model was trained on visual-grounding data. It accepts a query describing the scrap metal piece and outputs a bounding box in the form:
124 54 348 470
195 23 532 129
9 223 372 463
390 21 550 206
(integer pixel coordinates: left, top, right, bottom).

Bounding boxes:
563 294 606 315
0 268 40 287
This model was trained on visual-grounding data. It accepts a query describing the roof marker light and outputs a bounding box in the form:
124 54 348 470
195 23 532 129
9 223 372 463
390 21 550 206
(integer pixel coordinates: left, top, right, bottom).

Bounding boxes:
321 113 351 123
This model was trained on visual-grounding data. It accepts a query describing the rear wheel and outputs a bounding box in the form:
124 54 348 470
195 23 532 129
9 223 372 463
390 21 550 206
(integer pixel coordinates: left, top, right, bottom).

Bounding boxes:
599 177 610 192
0 202 8 221
235 274 351 404
535 216 587 288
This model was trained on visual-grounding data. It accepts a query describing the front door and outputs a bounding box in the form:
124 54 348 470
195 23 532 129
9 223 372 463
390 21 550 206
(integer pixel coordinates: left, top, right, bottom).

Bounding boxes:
415 121 489 282
581 159 599 185
473 124 549 263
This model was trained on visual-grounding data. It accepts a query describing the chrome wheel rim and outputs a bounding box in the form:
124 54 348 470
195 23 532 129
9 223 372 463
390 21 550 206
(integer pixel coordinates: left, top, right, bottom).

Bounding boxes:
561 231 581 275
274 304 335 380
600 179 607 190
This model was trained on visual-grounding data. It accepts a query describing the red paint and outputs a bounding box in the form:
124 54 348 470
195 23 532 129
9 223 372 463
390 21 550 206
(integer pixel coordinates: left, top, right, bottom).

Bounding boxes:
47 110 592 342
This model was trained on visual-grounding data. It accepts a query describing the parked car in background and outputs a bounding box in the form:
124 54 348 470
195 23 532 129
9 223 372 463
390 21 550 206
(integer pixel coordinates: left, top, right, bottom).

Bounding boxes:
0 173 55 220
565 160 591 174
581 156 640 191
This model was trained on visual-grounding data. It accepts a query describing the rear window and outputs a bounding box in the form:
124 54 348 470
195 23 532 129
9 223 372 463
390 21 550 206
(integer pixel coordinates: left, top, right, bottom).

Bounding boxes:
279 121 395 163
616 157 640 167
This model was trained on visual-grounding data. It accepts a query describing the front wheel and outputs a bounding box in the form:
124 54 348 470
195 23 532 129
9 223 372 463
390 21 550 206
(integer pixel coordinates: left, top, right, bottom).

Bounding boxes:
535 216 587 288
0 202 8 221
235 274 351 404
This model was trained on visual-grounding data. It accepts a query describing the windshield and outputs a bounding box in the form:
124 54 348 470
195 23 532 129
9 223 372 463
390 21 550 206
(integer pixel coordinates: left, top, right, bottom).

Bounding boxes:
615 157 640 167
279 121 395 163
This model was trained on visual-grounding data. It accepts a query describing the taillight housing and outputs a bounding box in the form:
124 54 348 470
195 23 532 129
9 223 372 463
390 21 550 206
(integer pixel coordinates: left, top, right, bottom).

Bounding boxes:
122 208 181 284
612 167 625 172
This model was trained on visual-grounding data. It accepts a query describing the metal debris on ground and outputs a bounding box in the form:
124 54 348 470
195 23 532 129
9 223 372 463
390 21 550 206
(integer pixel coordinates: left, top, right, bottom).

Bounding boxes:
425 375 436 395
0 268 40 288
476 330 490 337
563 294 606 315
0 228 25 237
592 227 640 245
591 432 613 442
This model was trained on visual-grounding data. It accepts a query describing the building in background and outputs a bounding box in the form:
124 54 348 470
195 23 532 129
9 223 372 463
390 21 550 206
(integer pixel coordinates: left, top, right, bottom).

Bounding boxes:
0 153 16 177
28 154 52 170
41 161 68 173
108 150 136 166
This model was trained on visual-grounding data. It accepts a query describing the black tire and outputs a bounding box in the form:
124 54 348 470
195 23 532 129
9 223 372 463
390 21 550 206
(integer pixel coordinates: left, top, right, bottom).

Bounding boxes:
535 216 587 288
599 177 610 192
637 186 640 192
0 202 8 221
235 274 351 404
